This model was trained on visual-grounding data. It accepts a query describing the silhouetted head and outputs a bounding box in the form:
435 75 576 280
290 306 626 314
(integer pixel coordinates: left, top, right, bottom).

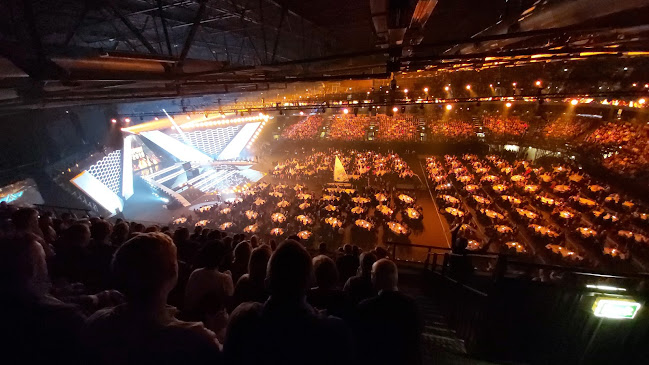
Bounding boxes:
250 235 259 248
90 220 112 243
233 241 252 264
65 223 91 248
371 259 398 292
111 222 129 245
173 227 190 243
248 245 272 282
312 255 338 290
11 208 39 232
112 232 178 305
359 252 378 277
0 235 49 296
266 240 312 298
343 244 352 255
196 240 227 270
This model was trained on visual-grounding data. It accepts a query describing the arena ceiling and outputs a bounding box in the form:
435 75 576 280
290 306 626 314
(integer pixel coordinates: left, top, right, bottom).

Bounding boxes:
1 0 649 110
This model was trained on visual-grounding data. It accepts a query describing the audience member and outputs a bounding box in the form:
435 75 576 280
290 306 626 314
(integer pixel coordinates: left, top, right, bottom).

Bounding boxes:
308 255 348 318
344 252 378 305
224 240 354 365
83 232 222 364
355 259 422 365
336 244 360 285
230 241 252 283
232 245 272 309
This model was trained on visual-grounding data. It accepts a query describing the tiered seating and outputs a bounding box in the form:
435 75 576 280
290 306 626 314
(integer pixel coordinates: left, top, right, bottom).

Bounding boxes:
281 115 324 140
327 115 369 140
428 119 474 141
375 115 418 142
482 116 528 138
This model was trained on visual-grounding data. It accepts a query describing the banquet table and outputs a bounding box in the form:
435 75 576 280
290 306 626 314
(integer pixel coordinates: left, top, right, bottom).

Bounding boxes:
375 193 388 202
322 195 339 201
296 215 312 225
511 175 525 182
442 195 460 204
254 198 266 206
277 200 290 208
436 184 451 191
603 246 628 259
376 205 394 216
473 195 491 205
351 206 366 214
405 207 421 220
481 175 498 182
516 208 537 219
198 206 212 213
268 191 283 198
505 241 526 253
618 230 649 243
466 240 481 251
482 209 505 220
297 230 312 239
545 244 582 260
501 195 522 205
553 185 570 193
195 220 209 227
173 217 187 224
325 205 338 212
536 196 557 205
324 217 343 228
299 202 311 210
297 193 312 200
220 207 231 215
569 174 584 182
523 184 539 193
352 196 371 204
530 224 559 237
588 185 606 192
539 174 552 183
492 184 507 193
245 210 258 220
573 196 597 207
271 213 286 223
501 167 513 174
558 211 574 219
398 194 414 204
270 228 284 236
458 175 472 183
219 222 233 230
355 219 374 230
387 221 409 235
495 225 513 234
445 207 464 217
244 224 258 233
576 227 597 238
465 184 479 192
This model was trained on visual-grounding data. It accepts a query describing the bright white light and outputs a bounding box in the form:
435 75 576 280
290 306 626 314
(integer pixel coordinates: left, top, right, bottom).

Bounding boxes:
424 87 429 93
592 297 641 319
124 118 131 123
404 89 408 93
586 284 627 292
111 119 117 124
445 104 452 110
639 98 646 105
571 99 579 106
465 84 471 90
342 108 349 114
70 171 123 215
535 80 542 86
392 107 398 112
505 102 512 108
444 86 449 91
299 111 304 116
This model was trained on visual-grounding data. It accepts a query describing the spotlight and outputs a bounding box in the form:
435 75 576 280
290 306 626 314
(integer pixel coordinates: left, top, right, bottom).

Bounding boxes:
424 87 429 93
638 98 646 105
505 102 512 108
444 86 449 91
154 117 159 121
299 111 304 116
392 106 398 112
186 115 191 120
512 82 517 87
124 118 131 123
342 108 349 114
404 89 408 93
535 80 542 87
465 84 471 90
111 119 117 124
570 99 579 106
445 104 453 111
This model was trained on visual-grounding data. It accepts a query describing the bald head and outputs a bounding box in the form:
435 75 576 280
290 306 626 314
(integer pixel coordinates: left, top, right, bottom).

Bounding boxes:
371 259 398 292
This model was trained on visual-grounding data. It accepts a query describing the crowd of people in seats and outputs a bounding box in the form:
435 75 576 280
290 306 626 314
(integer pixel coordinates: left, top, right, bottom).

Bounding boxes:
425 153 649 270
543 116 592 141
375 115 418 142
327 115 370 141
0 201 422 364
584 122 649 176
281 115 324 140
428 119 474 141
482 116 529 138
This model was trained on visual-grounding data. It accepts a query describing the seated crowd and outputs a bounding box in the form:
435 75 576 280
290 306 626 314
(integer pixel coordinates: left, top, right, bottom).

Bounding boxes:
281 115 324 140
374 115 418 142
482 116 529 138
427 119 475 141
0 202 422 364
327 115 370 141
584 121 649 176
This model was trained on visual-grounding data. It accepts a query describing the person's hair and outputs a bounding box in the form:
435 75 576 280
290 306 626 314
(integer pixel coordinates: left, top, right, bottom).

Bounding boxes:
267 240 312 297
145 225 159 233
90 220 112 242
250 235 258 248
359 252 377 276
195 240 226 269
11 208 38 230
132 223 145 233
312 255 338 289
318 242 327 254
64 223 91 247
0 234 48 295
173 227 190 243
248 245 272 282
372 259 398 291
111 232 178 302
111 222 130 245
233 240 252 263
193 226 203 235
343 244 352 254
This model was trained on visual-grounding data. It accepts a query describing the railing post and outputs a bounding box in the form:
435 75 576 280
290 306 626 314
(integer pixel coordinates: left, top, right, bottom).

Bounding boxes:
423 248 431 270
391 243 397 260
492 254 508 283
442 253 449 276
432 253 438 271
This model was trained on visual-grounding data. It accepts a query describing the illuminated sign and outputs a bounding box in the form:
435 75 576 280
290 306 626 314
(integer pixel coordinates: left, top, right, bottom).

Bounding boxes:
592 297 641 319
